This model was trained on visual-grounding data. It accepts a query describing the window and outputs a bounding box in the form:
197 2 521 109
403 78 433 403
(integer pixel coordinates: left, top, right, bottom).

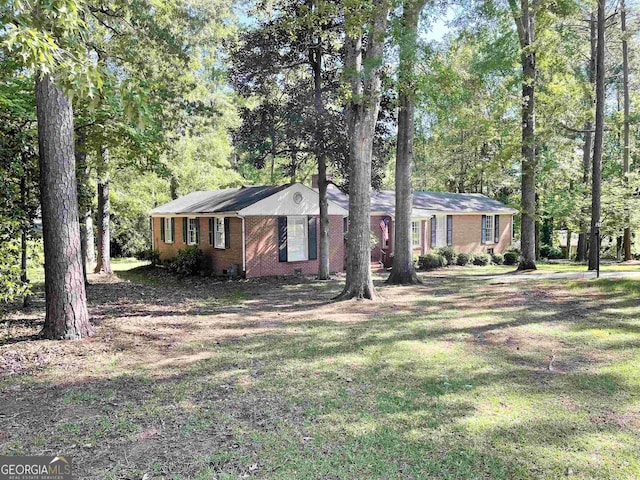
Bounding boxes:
482 215 494 244
287 216 308 261
164 217 173 243
187 218 198 245
412 221 421 247
446 215 453 246
214 217 225 248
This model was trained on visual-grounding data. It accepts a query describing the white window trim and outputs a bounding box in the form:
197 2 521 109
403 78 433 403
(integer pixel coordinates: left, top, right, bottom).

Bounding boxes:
411 221 421 248
484 215 495 244
287 216 308 262
164 217 173 243
187 217 198 245
214 217 225 249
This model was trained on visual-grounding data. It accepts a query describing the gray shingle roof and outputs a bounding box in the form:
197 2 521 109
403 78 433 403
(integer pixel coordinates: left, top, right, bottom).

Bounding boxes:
150 185 289 214
325 187 516 215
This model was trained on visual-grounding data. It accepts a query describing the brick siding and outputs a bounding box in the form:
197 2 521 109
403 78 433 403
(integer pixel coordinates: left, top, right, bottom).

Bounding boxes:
244 215 344 278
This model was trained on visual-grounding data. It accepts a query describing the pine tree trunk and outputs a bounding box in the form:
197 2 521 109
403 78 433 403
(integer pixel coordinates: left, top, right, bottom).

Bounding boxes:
387 0 423 285
35 73 93 339
309 8 330 280
335 1 389 300
75 128 90 283
589 0 605 271
621 0 632 261
576 12 596 263
566 229 572 259
94 145 112 274
511 0 536 270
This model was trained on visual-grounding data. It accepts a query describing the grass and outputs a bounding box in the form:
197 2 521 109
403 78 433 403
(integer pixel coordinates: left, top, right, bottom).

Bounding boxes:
1 263 640 478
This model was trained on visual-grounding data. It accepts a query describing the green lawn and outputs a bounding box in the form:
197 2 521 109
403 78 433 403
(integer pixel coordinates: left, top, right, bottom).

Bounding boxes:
1 264 639 479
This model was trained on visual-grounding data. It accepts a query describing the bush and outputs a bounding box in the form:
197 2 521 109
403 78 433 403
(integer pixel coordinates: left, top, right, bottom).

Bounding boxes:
540 244 563 259
418 253 445 270
435 246 457 266
135 248 160 265
491 253 504 265
456 252 472 266
168 246 208 276
472 253 491 266
504 251 519 265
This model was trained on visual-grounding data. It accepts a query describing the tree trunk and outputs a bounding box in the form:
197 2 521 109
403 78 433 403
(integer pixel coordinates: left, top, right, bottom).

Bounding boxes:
170 174 179 200
387 0 424 285
35 73 92 339
511 0 537 270
576 11 596 263
621 0 632 261
75 128 90 283
589 0 605 271
335 0 389 300
20 175 30 308
94 145 112 274
309 4 330 280
566 229 572 260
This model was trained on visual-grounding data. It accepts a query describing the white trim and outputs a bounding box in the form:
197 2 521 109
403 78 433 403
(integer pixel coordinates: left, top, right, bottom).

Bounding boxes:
411 221 421 248
286 215 308 262
213 217 225 249
187 217 198 245
163 217 173 243
150 213 242 218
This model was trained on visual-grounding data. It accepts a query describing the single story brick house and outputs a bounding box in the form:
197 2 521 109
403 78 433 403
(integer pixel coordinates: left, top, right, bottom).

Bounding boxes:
150 183 348 278
319 183 518 267
151 181 516 277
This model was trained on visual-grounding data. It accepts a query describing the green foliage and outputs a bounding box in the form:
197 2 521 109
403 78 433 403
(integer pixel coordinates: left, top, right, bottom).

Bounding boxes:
491 253 504 265
456 252 472 266
135 249 160 266
418 253 444 270
472 253 491 266
540 244 563 260
434 246 457 266
504 251 519 265
167 246 209 276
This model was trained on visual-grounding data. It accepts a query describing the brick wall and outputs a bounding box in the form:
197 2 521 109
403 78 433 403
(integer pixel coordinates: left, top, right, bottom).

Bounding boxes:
450 214 512 254
245 215 344 278
152 216 243 275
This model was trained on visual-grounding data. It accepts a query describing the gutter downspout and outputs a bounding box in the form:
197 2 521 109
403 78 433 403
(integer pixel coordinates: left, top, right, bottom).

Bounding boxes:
240 214 246 277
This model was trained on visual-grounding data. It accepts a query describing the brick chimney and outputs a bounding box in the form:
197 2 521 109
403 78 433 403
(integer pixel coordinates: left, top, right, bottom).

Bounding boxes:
311 174 319 188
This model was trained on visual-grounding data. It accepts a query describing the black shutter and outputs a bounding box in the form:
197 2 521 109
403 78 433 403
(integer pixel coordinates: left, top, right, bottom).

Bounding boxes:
278 216 287 262
224 217 230 248
182 218 187 243
308 216 317 260
447 215 453 246
195 217 200 244
208 218 213 245
481 215 487 244
494 215 500 243
171 218 175 242
160 218 165 242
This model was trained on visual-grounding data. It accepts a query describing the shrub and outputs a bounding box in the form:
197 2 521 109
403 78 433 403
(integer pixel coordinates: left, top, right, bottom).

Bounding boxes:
135 248 160 265
540 244 563 259
456 252 472 266
504 251 519 265
472 253 491 266
168 246 208 276
418 253 445 270
435 246 457 266
491 253 504 265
